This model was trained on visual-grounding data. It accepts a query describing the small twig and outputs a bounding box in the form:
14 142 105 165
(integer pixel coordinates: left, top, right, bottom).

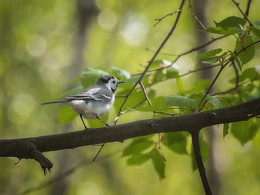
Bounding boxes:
231 0 253 26
188 0 206 30
92 144 105 161
154 10 181 27
213 60 239 95
115 0 186 124
144 35 227 74
158 133 167 161
153 112 167 161
194 65 226 113
14 158 22 165
179 64 220 78
236 40 260 55
114 99 147 124
139 82 152 106
191 130 212 195
245 0 252 17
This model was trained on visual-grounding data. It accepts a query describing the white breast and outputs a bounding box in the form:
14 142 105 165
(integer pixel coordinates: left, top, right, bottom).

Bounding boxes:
67 94 115 119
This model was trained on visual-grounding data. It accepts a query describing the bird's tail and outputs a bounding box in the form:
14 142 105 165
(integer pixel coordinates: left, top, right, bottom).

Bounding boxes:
41 100 68 105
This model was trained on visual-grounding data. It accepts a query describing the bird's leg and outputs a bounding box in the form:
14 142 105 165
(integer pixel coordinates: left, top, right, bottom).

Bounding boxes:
96 116 109 129
80 114 88 130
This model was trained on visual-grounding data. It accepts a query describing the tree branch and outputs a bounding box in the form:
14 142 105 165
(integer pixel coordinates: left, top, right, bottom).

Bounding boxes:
1 98 260 172
232 0 253 26
191 130 212 195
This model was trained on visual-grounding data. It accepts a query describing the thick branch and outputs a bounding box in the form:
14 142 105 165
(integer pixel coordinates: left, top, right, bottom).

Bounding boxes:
0 98 260 160
191 130 212 195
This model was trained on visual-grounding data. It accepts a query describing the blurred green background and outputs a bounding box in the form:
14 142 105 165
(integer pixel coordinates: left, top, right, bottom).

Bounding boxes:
0 0 260 194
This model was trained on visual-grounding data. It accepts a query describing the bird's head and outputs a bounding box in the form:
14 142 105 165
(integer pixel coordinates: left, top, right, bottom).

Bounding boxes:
97 75 124 92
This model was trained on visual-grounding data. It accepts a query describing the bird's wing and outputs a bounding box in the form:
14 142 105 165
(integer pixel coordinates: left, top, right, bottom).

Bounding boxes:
66 87 112 103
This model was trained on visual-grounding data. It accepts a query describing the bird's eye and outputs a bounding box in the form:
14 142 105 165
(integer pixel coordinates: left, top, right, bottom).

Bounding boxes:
112 80 116 84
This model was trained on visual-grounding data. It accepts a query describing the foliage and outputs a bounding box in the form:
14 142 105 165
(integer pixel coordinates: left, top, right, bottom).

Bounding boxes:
1 0 260 194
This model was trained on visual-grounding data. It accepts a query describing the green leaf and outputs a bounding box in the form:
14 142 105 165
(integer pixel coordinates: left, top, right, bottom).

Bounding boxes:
223 123 229 138
126 154 150 166
150 69 167 85
58 106 77 124
251 26 260 39
176 77 184 94
162 132 188 154
111 67 131 81
151 148 165 179
150 59 172 69
197 48 222 60
205 16 246 35
80 68 109 88
114 89 145 111
165 95 196 108
122 139 154 157
207 95 223 109
231 121 259 145
215 16 246 28
202 56 223 64
166 64 179 78
235 35 255 65
255 21 260 29
228 50 242 71
205 27 238 35
120 74 150 90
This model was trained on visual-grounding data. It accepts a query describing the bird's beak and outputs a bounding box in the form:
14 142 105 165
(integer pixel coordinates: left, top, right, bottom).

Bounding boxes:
118 81 125 84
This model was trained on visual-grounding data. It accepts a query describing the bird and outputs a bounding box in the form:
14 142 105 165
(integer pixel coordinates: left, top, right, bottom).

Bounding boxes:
42 75 124 129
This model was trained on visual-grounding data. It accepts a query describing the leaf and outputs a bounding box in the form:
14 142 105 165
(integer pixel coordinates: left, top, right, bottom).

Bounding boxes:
205 16 246 35
114 89 145 111
58 106 77 124
223 123 229 138
228 50 242 71
150 69 167 84
197 48 222 60
215 16 246 28
122 139 154 157
207 95 223 109
202 56 223 64
80 68 109 88
250 26 260 39
176 77 184 94
166 64 179 78
205 27 238 35
150 59 172 69
231 121 259 145
235 35 255 65
151 148 165 179
120 74 150 90
111 67 131 80
126 154 150 166
162 132 189 154
255 21 260 29
165 95 196 108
